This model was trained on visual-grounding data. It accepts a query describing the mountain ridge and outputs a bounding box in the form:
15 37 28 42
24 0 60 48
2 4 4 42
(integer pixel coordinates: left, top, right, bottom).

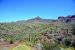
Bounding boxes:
16 15 75 23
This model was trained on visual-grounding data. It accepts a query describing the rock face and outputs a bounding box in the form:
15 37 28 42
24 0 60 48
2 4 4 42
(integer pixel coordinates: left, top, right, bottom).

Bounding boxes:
58 15 75 22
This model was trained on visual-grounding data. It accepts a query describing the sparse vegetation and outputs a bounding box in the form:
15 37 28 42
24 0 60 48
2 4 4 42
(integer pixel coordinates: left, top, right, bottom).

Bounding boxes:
12 45 31 50
0 16 75 50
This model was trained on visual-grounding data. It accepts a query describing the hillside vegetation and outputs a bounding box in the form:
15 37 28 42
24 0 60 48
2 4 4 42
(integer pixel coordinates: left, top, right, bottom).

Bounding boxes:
0 15 75 50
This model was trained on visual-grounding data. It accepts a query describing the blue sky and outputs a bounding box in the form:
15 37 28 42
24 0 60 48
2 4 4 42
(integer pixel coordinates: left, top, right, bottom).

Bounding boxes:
0 0 75 22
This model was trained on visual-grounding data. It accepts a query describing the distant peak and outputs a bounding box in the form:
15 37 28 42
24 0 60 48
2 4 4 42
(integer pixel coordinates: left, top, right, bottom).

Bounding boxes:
33 16 42 20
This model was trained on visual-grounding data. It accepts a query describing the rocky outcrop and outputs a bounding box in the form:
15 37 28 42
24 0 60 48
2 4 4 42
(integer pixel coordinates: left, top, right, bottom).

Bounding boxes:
58 15 75 23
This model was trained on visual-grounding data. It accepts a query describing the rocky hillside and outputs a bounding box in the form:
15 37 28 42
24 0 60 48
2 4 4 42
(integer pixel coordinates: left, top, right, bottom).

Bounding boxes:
0 15 75 50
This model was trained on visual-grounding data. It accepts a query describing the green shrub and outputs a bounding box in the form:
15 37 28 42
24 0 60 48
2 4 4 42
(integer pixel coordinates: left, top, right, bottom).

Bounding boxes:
72 24 75 35
12 45 31 50
63 38 71 47
71 40 75 48
42 40 60 50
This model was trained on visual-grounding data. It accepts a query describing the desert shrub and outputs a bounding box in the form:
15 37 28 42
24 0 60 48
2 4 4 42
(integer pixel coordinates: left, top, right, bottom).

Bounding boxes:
63 38 71 47
42 40 60 50
12 45 31 50
71 40 75 48
55 36 63 42
71 24 75 35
